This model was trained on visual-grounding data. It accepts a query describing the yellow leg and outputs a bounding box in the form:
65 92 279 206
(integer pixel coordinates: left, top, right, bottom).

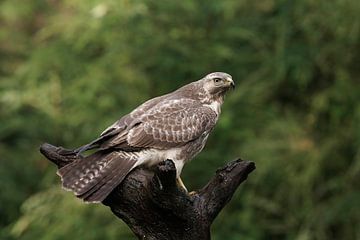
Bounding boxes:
176 177 188 192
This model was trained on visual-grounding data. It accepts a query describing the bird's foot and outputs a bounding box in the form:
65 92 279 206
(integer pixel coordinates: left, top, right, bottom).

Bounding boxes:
176 177 188 193
188 191 197 196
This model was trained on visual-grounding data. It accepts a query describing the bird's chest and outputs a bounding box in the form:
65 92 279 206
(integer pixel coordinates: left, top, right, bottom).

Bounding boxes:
204 100 221 116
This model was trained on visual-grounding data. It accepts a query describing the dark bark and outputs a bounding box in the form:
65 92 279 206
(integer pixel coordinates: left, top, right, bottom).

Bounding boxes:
40 143 255 240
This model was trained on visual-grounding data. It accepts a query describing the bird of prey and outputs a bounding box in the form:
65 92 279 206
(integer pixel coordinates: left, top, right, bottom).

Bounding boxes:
57 72 235 203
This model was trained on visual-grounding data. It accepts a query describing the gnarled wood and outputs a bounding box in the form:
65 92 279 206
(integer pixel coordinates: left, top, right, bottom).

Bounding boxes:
40 143 255 240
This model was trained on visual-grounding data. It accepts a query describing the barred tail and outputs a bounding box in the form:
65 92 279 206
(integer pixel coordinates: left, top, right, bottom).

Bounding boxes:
57 151 137 203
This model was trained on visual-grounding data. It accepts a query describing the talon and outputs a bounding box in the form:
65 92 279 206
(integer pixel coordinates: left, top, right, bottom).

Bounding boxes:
188 191 197 196
176 177 188 192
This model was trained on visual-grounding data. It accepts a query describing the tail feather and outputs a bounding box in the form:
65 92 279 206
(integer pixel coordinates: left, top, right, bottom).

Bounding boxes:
57 151 105 194
57 151 137 203
78 154 135 202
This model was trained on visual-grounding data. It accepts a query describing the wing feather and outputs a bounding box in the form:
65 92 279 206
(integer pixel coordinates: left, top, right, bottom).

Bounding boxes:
127 99 217 149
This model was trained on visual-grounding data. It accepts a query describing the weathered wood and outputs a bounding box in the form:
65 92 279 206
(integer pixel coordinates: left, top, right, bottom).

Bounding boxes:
40 143 255 240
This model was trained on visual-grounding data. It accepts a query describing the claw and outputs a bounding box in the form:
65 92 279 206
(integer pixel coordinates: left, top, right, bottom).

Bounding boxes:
176 177 188 193
188 191 197 196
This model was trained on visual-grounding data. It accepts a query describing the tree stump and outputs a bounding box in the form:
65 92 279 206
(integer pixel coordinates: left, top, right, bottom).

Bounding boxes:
40 143 255 240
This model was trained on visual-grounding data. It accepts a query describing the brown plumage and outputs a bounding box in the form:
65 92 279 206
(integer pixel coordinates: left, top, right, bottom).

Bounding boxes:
57 72 235 203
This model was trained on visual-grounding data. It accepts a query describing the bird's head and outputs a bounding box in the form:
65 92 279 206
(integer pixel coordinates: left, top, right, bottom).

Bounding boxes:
201 72 235 99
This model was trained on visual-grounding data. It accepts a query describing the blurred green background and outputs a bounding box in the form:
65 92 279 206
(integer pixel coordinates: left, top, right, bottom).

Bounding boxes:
1 0 359 239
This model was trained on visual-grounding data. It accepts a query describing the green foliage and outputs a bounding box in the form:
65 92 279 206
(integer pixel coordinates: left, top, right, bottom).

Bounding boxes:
10 187 135 240
0 0 359 239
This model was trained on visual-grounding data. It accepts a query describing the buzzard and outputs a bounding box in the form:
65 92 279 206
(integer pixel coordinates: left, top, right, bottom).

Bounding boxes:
58 72 235 203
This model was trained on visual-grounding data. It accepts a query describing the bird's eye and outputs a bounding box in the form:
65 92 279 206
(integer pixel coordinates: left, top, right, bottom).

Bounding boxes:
214 78 222 83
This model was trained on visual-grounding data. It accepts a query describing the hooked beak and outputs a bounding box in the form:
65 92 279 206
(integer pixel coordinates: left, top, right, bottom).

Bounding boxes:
226 77 235 89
